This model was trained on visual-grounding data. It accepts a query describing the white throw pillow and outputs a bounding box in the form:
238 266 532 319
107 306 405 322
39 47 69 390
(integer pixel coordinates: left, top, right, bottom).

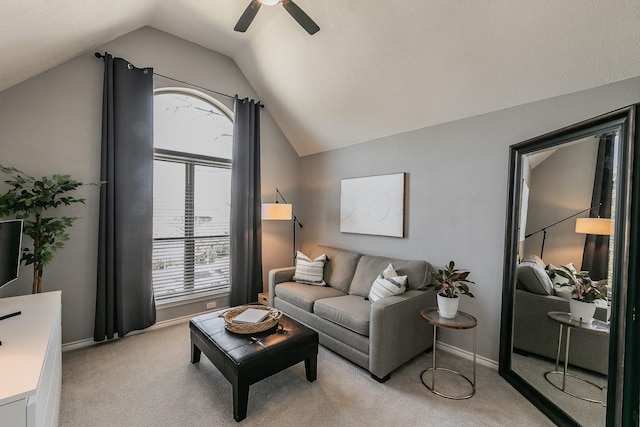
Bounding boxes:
368 263 407 302
381 263 398 279
546 263 579 298
547 263 578 286
553 284 573 299
292 251 328 286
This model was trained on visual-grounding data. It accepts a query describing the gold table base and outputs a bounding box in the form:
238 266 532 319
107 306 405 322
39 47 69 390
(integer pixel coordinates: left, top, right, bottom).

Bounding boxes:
421 367 475 400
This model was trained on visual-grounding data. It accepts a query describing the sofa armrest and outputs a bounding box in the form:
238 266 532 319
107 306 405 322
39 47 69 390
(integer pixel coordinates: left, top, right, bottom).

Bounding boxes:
268 267 295 306
369 290 436 379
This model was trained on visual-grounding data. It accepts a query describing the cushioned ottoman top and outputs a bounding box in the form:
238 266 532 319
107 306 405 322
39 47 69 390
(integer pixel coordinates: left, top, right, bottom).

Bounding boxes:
189 310 318 366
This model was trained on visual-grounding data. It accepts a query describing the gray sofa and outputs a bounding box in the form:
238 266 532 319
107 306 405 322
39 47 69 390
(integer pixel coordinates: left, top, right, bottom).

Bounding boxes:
513 259 609 375
268 245 436 382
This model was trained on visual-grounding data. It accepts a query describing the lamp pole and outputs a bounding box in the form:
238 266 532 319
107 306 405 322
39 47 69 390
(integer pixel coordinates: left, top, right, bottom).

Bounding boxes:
275 188 303 262
524 204 602 258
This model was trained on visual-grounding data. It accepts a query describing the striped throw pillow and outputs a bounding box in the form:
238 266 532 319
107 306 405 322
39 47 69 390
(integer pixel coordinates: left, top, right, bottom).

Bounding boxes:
293 251 328 286
368 263 407 302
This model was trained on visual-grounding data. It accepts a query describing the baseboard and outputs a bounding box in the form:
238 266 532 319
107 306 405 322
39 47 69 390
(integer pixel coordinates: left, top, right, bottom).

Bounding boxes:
61 337 94 352
62 308 221 353
436 340 499 370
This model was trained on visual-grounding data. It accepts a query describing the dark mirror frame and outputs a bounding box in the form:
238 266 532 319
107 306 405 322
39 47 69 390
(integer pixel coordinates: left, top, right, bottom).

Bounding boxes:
498 106 637 427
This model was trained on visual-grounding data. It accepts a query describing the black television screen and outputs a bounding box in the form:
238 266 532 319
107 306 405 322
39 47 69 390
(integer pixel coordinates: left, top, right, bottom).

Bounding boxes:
0 219 23 289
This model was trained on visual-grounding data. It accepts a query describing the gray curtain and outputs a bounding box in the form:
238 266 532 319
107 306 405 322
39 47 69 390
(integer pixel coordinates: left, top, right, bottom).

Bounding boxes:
94 53 156 341
230 96 263 306
581 134 614 280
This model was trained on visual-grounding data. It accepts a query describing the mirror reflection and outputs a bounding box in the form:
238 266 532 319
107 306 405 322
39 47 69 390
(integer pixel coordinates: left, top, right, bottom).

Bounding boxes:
511 131 618 426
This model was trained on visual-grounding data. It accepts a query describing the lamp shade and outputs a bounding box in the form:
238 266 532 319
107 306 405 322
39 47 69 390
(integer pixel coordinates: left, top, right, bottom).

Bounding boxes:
575 218 613 235
262 203 292 220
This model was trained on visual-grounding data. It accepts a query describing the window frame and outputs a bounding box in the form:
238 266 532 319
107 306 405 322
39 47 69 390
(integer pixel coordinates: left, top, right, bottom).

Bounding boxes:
152 88 233 305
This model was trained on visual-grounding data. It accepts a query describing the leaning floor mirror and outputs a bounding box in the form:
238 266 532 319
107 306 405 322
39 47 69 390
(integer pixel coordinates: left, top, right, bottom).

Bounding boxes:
499 106 638 426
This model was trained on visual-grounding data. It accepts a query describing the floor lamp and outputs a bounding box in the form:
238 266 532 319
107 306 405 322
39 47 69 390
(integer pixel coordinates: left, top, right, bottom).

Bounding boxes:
262 188 303 263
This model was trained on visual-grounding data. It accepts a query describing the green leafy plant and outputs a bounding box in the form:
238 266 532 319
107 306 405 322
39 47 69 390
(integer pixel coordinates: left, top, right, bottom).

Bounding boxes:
554 266 607 303
428 260 475 298
0 165 97 294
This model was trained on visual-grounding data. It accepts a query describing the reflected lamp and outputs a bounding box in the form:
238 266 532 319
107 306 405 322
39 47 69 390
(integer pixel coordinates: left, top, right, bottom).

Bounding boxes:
575 218 613 236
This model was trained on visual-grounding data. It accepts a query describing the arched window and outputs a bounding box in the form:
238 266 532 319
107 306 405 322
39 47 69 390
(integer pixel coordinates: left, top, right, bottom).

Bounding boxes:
152 89 233 301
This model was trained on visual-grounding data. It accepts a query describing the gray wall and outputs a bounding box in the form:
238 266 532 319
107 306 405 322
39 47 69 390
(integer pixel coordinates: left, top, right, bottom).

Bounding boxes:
298 76 640 362
0 27 299 344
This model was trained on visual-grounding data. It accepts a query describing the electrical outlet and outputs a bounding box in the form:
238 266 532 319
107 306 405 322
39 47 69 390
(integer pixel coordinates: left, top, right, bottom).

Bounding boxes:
206 301 217 309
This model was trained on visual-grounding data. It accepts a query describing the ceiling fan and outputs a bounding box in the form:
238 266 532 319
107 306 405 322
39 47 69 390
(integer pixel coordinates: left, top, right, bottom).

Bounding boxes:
234 0 320 35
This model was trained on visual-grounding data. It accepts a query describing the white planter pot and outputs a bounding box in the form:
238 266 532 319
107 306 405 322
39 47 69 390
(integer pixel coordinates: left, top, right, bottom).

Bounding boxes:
569 298 597 323
437 294 459 319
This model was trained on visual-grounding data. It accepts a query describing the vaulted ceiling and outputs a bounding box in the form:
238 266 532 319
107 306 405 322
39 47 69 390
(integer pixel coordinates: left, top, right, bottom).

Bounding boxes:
3 1 640 156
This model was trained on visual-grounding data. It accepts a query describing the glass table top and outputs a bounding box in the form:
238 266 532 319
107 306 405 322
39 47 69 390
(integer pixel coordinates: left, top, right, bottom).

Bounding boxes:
547 311 610 335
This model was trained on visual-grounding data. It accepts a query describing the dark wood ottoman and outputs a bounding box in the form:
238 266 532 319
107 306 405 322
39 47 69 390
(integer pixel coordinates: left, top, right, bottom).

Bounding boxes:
189 310 319 422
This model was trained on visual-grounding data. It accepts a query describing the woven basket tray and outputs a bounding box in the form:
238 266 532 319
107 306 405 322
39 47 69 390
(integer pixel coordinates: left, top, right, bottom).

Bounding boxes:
222 305 283 334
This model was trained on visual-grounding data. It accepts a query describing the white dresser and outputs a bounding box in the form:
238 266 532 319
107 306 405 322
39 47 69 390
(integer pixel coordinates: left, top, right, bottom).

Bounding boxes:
0 292 62 427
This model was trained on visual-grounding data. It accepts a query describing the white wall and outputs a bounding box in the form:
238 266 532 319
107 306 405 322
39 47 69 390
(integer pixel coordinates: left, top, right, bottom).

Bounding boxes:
299 76 640 362
0 27 299 344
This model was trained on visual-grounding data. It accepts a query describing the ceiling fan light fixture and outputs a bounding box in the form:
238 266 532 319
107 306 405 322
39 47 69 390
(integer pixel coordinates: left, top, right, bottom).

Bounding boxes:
235 0 319 34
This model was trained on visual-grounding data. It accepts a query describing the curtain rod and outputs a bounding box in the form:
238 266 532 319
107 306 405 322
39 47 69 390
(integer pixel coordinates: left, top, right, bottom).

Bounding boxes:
94 52 263 107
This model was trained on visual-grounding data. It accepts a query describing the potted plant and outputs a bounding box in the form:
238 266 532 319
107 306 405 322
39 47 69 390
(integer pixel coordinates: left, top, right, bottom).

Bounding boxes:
427 260 475 319
555 266 607 323
0 165 96 294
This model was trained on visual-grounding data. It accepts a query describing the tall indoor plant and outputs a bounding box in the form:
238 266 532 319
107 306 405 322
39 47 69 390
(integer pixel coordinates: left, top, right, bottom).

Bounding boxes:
428 260 475 319
0 165 95 293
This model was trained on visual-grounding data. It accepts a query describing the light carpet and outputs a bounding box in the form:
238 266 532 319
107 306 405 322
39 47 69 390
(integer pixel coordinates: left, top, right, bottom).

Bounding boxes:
512 353 607 427
60 323 554 426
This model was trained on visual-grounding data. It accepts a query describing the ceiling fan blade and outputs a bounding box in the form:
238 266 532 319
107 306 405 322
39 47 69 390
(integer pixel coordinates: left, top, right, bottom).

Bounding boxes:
234 0 262 32
282 0 320 35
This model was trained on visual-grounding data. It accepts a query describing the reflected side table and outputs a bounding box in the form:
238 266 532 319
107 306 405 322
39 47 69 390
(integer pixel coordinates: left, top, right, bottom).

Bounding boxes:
544 311 609 406
419 307 477 399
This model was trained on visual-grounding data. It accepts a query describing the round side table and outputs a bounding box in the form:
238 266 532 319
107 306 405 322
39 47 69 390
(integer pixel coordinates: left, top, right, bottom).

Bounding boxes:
419 307 477 400
544 311 609 405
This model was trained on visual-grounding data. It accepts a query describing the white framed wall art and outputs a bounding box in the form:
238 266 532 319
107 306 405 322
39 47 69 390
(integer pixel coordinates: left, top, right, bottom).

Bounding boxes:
340 173 406 237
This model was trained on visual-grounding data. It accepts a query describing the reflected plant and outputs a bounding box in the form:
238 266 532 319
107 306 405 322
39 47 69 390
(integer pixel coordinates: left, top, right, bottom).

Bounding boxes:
555 266 607 303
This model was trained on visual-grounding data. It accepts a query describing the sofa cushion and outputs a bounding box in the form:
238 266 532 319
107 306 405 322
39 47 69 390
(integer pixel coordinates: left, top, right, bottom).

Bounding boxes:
313 295 371 336
275 281 346 312
293 251 328 285
517 261 553 295
522 254 546 269
310 245 361 293
349 255 429 297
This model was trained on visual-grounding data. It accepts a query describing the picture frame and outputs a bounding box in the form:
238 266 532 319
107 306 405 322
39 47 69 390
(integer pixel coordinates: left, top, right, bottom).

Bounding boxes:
340 173 406 237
